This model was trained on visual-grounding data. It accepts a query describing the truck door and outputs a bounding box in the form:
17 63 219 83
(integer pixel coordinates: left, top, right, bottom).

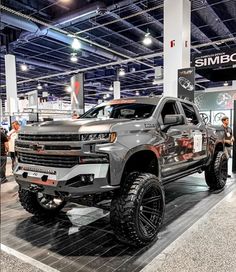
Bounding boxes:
158 100 191 178
180 102 208 166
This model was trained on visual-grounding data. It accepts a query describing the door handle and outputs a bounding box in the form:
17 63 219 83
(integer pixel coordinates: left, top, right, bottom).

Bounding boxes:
182 131 189 137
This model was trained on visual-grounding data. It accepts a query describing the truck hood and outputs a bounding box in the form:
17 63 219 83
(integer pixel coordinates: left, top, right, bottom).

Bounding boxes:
20 118 134 134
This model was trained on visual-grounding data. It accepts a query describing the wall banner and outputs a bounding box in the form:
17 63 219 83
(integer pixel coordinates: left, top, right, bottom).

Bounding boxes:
195 90 236 111
177 67 195 101
71 73 84 114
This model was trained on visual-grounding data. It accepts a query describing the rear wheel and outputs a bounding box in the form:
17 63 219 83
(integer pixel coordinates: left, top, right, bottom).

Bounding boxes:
205 151 228 190
110 172 165 246
19 188 66 217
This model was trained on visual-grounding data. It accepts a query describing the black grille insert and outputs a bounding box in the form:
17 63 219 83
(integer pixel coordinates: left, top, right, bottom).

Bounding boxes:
18 152 80 168
18 134 81 141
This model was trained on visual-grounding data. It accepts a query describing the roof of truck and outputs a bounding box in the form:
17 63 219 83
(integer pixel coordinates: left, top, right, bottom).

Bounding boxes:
99 95 195 107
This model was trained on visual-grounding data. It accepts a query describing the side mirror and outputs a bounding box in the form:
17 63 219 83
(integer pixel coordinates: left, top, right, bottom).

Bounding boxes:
161 114 185 130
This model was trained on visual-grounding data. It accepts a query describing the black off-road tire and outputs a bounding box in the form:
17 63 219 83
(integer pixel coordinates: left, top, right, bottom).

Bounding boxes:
19 188 66 217
205 151 228 190
110 172 165 246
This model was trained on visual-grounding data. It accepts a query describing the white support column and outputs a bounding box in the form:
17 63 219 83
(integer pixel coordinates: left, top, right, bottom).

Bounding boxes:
114 81 120 99
4 54 18 115
0 99 2 123
164 0 191 97
233 65 236 89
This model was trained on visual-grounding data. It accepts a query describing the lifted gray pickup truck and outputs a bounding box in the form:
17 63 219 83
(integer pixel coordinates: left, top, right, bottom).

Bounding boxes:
14 96 227 246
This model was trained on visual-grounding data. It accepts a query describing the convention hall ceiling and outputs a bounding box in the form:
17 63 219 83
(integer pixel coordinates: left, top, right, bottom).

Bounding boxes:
0 0 236 103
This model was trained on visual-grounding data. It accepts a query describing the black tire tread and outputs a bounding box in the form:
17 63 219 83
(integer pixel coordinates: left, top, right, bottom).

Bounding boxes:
205 151 227 189
19 189 66 217
110 172 165 246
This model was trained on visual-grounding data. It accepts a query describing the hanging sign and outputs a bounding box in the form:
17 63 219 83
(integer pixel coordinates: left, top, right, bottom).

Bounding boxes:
178 67 195 101
193 49 236 69
71 73 84 114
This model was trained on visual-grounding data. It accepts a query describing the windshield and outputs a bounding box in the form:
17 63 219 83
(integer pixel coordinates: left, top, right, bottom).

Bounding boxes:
82 103 156 119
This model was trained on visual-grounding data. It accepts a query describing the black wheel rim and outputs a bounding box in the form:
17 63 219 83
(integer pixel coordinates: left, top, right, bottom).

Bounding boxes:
138 186 163 239
37 193 63 210
220 158 228 181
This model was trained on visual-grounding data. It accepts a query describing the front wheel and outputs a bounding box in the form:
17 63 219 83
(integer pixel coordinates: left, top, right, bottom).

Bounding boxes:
19 188 66 217
110 172 165 246
205 151 228 190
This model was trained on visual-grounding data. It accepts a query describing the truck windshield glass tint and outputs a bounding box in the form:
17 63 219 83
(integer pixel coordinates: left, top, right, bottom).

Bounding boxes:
82 104 156 119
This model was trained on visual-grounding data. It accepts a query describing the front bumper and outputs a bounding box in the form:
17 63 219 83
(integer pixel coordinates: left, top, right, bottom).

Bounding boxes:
14 163 119 197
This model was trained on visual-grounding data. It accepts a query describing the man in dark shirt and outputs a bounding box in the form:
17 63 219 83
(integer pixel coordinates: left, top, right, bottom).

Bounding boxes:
221 116 234 178
1 129 8 183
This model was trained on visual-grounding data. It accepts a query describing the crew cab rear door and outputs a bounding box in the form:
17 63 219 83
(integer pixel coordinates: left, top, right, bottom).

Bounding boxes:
179 102 208 166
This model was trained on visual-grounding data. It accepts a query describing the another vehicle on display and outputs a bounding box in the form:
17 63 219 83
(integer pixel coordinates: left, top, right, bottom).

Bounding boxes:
14 96 228 246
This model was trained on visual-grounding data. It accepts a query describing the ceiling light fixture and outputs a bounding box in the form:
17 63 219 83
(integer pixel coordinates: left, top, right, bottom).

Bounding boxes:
223 81 229 86
37 83 42 90
135 91 140 96
119 68 125 76
143 32 152 46
65 86 72 93
20 63 28 71
109 84 113 91
70 53 78 62
71 38 81 50
60 0 72 3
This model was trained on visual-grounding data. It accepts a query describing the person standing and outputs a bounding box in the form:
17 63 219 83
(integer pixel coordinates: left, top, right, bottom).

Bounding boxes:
221 116 234 178
72 111 80 119
1 129 9 184
7 121 20 170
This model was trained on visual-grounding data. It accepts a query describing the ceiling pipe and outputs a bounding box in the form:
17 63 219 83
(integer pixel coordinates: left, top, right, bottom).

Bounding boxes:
14 56 66 72
53 1 107 27
1 10 120 61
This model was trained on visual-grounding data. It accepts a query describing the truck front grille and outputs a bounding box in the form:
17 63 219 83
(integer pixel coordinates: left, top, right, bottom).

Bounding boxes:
18 152 80 168
16 142 81 151
18 134 81 141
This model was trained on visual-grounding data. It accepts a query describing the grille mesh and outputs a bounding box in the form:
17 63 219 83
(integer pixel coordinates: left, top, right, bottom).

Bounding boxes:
18 152 80 168
18 134 81 141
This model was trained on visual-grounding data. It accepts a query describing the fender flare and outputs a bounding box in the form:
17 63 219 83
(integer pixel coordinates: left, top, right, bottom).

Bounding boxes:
121 145 161 181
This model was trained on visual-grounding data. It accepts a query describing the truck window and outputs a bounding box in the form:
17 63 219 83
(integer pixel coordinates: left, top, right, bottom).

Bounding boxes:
161 101 179 121
181 103 199 125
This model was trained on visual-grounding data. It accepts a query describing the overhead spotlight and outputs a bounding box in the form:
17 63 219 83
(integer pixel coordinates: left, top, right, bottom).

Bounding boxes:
20 63 28 71
223 81 229 86
119 68 125 76
37 83 43 90
135 91 140 96
71 38 81 50
106 93 110 98
70 53 78 62
109 84 113 91
65 86 72 93
143 32 152 46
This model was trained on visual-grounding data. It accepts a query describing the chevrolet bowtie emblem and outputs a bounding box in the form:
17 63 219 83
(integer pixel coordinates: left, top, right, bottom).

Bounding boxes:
31 144 44 151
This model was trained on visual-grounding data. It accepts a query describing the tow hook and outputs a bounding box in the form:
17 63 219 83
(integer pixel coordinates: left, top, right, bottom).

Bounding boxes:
28 184 44 193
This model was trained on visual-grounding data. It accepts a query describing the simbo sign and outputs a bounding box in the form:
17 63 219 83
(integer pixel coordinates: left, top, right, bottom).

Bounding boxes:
193 49 236 69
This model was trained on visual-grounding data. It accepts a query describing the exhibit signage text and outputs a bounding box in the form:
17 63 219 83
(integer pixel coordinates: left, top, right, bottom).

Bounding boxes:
193 49 236 69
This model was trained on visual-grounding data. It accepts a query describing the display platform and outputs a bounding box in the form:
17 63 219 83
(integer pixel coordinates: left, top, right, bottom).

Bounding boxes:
1 175 235 272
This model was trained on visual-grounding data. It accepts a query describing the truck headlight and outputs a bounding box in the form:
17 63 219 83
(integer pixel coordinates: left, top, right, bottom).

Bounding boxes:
80 132 116 143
